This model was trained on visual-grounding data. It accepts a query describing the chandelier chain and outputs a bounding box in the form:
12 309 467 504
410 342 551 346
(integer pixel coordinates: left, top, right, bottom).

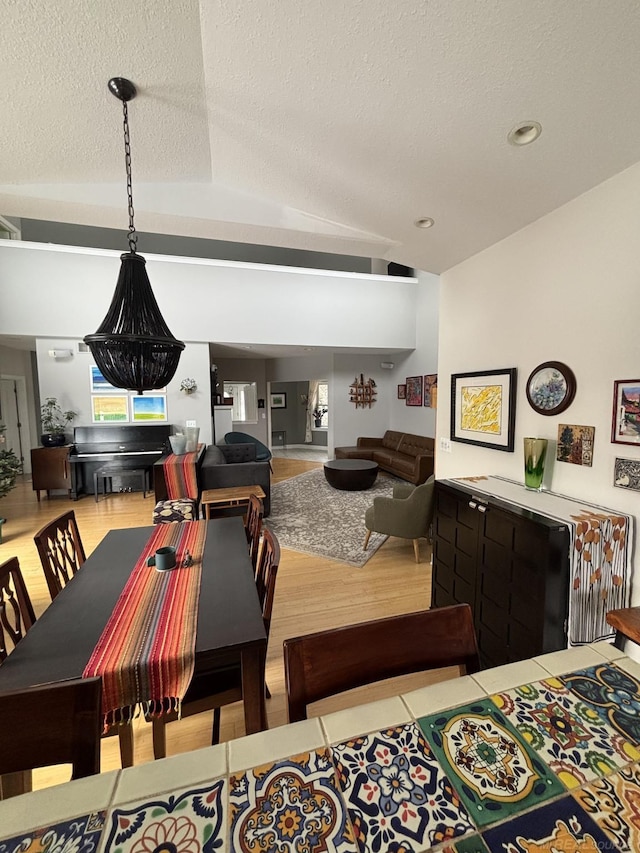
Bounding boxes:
122 99 138 254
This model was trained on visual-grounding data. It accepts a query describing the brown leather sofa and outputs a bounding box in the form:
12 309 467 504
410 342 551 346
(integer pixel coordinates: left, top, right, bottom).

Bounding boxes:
335 430 434 484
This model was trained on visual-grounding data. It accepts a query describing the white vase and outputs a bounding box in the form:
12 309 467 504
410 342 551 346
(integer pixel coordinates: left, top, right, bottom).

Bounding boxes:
185 426 200 453
169 434 187 455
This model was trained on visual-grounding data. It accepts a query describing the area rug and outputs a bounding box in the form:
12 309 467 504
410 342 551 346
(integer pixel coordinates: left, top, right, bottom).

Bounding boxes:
266 468 402 567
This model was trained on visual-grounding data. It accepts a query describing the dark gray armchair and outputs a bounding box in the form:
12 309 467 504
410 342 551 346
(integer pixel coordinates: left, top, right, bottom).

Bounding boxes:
363 475 435 563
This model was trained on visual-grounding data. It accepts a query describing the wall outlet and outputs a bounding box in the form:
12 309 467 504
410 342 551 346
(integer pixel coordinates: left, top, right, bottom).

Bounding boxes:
439 437 452 453
186 420 197 428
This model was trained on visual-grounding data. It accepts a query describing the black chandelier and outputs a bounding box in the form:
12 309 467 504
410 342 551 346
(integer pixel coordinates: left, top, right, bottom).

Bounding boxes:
84 77 184 394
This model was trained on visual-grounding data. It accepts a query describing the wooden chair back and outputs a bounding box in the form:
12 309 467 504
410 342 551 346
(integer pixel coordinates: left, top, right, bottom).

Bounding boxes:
0 677 102 795
284 603 480 722
256 528 281 635
245 493 264 571
0 557 36 662
34 509 86 600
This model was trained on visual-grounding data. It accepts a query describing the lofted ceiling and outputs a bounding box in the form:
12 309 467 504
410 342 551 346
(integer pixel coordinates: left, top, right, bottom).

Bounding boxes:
2 1 640 274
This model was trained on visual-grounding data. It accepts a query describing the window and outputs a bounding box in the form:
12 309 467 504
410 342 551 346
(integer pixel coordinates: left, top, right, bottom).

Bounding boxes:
315 381 329 428
223 382 258 424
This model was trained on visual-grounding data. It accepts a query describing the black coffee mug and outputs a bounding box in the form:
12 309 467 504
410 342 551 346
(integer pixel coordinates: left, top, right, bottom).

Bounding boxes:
147 545 177 571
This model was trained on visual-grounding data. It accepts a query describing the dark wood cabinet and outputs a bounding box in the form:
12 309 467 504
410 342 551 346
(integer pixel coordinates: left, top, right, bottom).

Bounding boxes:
31 446 73 500
432 479 570 669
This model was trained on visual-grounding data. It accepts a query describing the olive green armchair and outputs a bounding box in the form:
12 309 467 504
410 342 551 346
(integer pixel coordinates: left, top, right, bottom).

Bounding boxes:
363 476 435 563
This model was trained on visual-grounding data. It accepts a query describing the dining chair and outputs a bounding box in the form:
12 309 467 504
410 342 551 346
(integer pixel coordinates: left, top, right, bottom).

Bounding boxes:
0 677 102 799
151 529 281 758
0 556 36 662
245 493 264 572
33 509 86 600
606 606 640 650
283 603 480 723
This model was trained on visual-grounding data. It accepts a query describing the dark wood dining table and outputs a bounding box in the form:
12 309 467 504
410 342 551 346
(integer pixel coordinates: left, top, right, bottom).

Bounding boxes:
0 517 267 753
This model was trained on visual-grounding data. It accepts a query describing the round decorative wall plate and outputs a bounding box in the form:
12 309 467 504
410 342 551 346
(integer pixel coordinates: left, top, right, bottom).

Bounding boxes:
526 361 576 416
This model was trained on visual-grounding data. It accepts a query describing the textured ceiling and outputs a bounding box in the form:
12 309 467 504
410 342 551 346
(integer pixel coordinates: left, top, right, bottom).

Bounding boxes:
2 0 640 273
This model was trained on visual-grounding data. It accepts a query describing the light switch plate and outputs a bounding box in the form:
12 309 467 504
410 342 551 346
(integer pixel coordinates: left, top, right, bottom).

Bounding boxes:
186 420 197 428
439 437 452 452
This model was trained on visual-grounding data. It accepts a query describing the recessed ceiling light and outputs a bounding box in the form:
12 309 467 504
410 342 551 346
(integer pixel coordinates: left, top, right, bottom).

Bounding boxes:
507 121 542 146
414 217 435 229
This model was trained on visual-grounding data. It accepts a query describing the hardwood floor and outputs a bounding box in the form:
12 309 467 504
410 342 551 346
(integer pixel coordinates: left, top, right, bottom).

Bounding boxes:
0 457 443 790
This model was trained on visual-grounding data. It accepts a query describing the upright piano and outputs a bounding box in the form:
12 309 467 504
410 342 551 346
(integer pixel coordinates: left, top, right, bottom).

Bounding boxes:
69 424 172 499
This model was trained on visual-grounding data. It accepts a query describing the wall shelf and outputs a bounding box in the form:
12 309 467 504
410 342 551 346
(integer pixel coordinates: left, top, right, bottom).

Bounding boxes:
349 374 377 408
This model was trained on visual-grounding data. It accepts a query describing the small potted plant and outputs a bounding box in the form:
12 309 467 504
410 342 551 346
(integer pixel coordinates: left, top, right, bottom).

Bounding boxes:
40 397 77 447
180 378 198 395
312 406 328 428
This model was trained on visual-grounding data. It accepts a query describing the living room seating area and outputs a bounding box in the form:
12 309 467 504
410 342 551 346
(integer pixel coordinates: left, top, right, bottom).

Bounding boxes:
335 430 434 484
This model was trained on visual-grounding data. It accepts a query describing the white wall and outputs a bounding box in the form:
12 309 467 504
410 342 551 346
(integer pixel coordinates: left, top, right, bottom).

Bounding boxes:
35 339 213 445
437 160 640 585
389 270 440 436
0 242 418 352
0 344 38 454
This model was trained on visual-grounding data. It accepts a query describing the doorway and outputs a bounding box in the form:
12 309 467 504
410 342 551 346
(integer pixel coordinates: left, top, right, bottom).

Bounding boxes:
0 376 32 474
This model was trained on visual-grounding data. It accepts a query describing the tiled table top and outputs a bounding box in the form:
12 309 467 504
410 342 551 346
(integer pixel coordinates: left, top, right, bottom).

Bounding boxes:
3 642 640 852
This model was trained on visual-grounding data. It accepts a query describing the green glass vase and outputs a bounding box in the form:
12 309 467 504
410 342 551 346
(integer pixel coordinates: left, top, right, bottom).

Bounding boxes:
524 437 548 490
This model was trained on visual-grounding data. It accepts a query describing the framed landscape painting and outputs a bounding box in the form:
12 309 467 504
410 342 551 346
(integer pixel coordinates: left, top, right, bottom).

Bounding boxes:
270 392 287 409
405 376 423 406
131 395 167 422
611 379 640 445
90 364 119 393
451 367 516 452
91 395 129 423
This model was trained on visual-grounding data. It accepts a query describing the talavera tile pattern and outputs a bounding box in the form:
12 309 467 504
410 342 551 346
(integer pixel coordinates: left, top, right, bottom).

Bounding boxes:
0 812 105 853
102 781 225 853
418 699 564 828
573 759 640 852
491 677 640 789
332 723 475 851
561 663 640 744
481 796 617 852
229 749 358 852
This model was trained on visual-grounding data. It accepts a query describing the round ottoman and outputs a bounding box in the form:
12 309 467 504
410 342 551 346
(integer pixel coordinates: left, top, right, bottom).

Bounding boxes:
324 459 379 491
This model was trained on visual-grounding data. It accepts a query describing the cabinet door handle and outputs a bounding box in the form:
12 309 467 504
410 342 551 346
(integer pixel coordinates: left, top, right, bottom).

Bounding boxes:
477 504 487 513
468 500 477 509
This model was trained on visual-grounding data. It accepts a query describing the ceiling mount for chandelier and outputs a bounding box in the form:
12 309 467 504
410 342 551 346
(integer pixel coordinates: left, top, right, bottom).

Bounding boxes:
84 77 184 395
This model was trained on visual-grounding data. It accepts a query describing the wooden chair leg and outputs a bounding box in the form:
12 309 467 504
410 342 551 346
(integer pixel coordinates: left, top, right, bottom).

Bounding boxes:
614 630 626 651
152 718 167 760
413 539 420 563
118 724 134 768
363 530 372 550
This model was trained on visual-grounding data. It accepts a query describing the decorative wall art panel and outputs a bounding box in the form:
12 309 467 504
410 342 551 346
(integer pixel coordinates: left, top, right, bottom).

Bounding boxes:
405 375 423 406
131 395 167 422
450 368 516 451
397 384 406 399
424 373 438 407
614 457 640 492
91 395 129 423
557 424 595 466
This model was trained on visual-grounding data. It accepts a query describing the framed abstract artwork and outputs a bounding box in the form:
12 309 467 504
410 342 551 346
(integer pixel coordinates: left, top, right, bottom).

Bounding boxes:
91 395 129 423
611 379 640 445
397 384 406 400
89 364 120 393
424 374 437 408
526 361 576 416
451 367 517 452
557 423 595 466
405 376 423 406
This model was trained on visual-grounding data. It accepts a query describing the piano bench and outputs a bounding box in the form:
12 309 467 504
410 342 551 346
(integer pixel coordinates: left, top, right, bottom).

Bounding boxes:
153 498 198 524
94 467 151 502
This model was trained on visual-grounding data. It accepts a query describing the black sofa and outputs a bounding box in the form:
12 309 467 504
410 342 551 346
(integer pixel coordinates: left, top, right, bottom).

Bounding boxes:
199 443 271 516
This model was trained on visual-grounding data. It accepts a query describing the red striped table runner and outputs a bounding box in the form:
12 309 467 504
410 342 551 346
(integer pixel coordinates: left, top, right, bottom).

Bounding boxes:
83 520 207 728
163 444 203 500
